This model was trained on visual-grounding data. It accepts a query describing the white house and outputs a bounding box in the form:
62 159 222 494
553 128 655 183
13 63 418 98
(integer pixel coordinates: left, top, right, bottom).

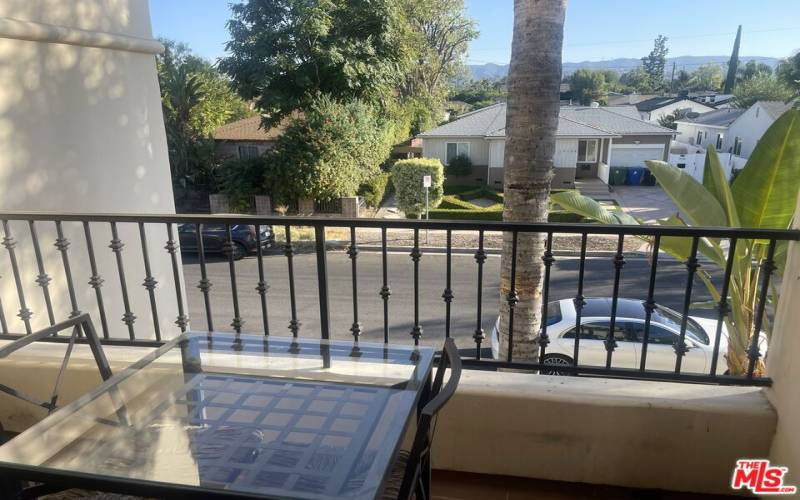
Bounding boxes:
675 101 793 159
634 96 714 123
674 108 747 152
418 104 675 188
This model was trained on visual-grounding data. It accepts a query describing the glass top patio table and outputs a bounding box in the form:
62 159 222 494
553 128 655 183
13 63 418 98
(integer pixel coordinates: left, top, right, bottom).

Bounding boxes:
0 332 435 499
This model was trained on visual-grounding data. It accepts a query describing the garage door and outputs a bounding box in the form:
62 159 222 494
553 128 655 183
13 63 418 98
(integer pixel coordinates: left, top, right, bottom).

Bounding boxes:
611 146 664 167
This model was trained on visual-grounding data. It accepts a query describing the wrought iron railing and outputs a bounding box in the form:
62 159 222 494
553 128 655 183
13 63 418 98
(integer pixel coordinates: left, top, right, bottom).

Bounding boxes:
0 212 797 386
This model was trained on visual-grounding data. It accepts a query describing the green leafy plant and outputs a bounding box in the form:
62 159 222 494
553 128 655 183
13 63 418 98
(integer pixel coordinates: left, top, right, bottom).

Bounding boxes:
359 172 392 208
217 157 274 212
391 158 444 217
446 154 473 176
552 108 800 376
268 97 392 203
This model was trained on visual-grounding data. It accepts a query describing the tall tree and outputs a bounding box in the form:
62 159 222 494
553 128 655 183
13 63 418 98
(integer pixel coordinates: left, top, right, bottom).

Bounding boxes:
641 35 668 92
402 0 477 98
776 52 800 92
737 60 773 83
723 25 742 94
157 40 250 186
689 64 724 91
221 0 413 128
499 0 567 362
570 69 606 105
401 0 478 134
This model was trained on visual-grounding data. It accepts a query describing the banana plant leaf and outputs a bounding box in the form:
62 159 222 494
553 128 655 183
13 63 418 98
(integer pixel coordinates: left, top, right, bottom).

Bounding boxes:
702 147 741 228
645 160 727 228
730 108 800 229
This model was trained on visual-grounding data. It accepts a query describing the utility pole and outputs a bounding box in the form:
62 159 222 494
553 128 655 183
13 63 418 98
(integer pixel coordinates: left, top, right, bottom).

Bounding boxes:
669 61 676 93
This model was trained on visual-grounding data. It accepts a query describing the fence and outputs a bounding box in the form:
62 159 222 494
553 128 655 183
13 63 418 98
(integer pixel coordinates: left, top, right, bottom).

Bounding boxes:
0 213 797 386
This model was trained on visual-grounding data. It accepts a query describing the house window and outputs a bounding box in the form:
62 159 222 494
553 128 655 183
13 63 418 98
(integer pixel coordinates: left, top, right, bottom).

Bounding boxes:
577 139 598 162
238 145 260 159
733 137 743 156
716 134 723 150
696 131 703 145
446 142 470 164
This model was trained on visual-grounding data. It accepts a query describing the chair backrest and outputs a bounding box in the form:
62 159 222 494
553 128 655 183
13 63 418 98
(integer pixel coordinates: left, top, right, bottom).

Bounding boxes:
0 314 111 414
397 338 462 499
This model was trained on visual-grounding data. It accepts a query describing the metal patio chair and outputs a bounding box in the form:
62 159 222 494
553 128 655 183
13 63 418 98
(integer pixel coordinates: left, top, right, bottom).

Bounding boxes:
0 314 115 500
383 337 463 500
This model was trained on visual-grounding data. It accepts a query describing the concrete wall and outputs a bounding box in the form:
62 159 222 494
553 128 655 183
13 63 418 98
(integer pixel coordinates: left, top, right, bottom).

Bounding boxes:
768 193 800 486
0 1 184 340
435 371 776 496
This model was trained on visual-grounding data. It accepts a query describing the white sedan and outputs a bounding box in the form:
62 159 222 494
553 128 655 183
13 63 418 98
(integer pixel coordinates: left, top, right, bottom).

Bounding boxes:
490 298 762 375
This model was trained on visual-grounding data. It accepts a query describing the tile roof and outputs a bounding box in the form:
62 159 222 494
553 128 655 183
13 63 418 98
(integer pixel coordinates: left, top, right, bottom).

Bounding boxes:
419 103 674 139
675 108 746 127
213 116 286 141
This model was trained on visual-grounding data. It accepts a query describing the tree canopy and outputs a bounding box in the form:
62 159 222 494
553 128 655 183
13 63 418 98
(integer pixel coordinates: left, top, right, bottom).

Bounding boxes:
157 40 251 187
221 0 414 129
570 69 606 105
267 97 392 202
733 74 793 108
776 52 800 92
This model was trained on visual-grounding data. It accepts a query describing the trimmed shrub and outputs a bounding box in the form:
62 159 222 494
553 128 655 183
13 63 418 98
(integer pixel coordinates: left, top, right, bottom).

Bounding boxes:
439 195 478 210
446 154 472 177
428 208 503 221
359 172 392 208
391 158 444 217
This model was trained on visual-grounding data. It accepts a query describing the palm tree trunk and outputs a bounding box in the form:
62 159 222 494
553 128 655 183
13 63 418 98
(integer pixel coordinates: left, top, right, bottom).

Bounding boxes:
498 0 567 362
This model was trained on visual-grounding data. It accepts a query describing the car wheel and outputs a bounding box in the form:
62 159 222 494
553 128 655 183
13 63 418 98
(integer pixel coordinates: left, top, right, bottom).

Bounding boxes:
233 242 248 260
540 353 574 376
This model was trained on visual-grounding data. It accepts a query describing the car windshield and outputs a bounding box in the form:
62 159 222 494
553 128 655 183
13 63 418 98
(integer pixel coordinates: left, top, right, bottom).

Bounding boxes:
652 305 709 345
545 301 562 327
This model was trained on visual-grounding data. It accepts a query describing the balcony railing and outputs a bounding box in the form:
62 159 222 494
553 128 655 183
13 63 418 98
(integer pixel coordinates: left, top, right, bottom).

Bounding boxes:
0 212 797 387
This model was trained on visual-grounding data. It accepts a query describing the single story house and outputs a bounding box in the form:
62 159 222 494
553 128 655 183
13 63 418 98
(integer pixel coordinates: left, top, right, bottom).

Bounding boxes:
635 96 714 123
417 103 675 188
674 101 792 159
213 115 286 160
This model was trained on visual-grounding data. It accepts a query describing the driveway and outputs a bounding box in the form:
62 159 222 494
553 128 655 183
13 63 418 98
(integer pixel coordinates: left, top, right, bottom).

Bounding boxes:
613 186 680 223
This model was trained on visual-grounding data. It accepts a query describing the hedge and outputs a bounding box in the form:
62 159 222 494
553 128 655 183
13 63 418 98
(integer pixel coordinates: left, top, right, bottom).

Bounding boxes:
359 172 392 208
428 208 503 221
427 208 587 223
391 158 444 216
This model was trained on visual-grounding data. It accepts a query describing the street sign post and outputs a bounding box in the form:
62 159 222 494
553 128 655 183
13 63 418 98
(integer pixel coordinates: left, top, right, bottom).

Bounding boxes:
423 175 431 220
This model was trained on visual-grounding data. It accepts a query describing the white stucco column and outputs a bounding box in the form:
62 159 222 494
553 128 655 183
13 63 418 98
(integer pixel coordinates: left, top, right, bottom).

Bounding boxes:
767 193 800 485
0 0 185 340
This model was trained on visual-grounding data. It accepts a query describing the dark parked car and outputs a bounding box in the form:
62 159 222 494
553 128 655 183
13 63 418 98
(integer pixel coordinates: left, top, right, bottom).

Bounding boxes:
178 223 274 260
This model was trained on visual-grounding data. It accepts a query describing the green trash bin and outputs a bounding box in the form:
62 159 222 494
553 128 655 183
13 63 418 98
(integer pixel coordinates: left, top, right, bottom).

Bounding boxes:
609 167 627 186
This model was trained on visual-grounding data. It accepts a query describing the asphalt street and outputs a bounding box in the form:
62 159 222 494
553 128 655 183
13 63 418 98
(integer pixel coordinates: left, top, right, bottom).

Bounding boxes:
181 248 721 351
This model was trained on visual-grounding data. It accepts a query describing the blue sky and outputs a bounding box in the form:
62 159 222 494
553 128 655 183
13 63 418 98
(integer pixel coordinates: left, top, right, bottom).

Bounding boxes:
149 0 800 65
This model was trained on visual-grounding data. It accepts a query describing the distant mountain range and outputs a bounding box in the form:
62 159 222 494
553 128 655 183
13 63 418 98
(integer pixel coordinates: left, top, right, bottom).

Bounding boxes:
469 56 782 80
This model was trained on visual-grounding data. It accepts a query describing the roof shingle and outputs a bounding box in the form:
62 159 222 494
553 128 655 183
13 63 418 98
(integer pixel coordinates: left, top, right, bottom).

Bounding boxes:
419 103 674 139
